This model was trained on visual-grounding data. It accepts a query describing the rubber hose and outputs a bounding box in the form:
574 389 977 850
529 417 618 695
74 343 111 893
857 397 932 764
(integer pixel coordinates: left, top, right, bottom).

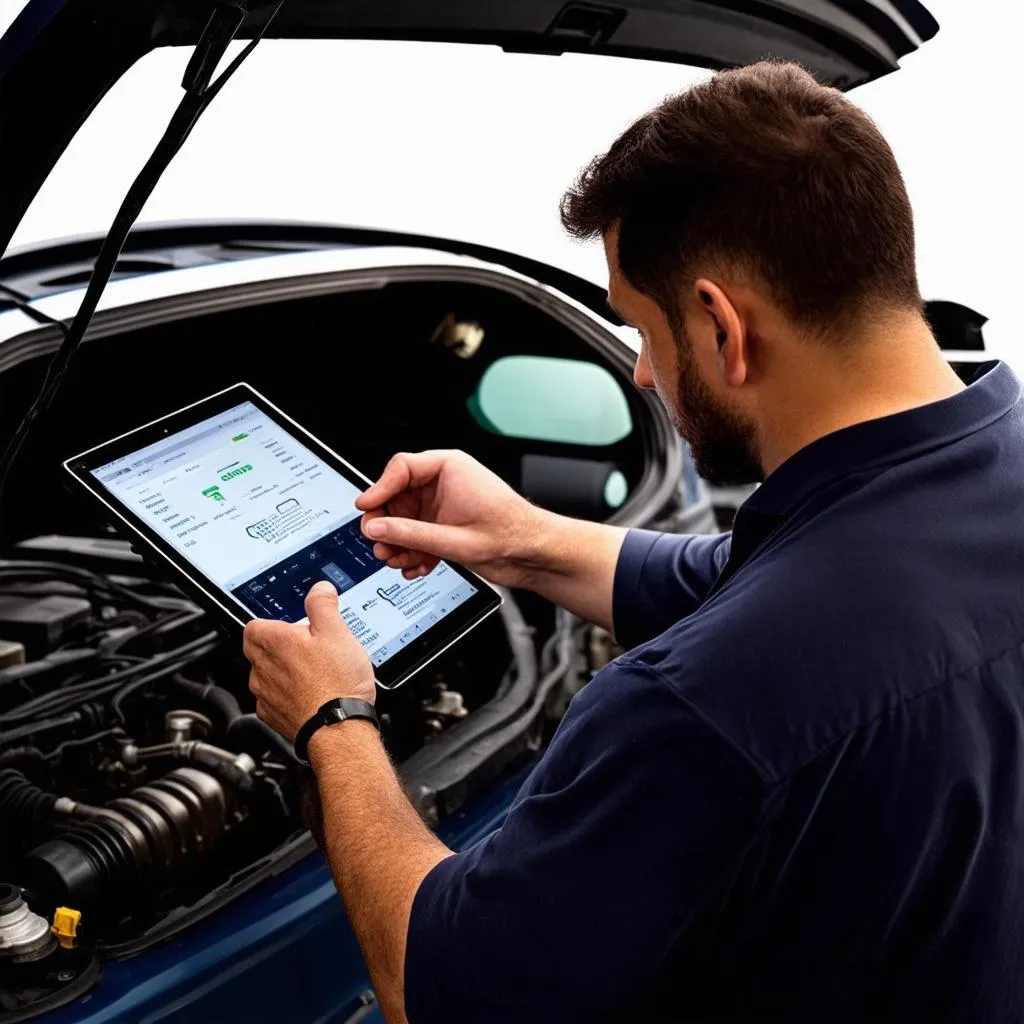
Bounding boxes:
0 746 45 771
172 675 242 726
0 769 58 823
227 713 299 764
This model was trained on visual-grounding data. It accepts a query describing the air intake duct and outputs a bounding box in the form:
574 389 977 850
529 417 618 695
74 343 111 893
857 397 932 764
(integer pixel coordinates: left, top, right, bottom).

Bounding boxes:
0 767 226 911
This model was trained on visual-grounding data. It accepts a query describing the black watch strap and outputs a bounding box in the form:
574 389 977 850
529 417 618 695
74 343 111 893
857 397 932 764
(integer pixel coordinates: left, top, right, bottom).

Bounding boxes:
294 697 380 766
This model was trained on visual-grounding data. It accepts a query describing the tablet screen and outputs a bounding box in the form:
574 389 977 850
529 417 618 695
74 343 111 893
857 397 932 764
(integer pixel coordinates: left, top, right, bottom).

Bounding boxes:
89 400 479 669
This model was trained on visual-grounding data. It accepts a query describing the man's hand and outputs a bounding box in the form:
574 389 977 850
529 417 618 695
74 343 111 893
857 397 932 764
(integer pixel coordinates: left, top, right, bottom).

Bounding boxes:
358 450 628 631
357 449 545 588
243 580 375 741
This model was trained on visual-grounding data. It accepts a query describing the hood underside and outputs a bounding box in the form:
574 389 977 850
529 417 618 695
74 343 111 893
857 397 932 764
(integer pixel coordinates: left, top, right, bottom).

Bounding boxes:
0 0 938 257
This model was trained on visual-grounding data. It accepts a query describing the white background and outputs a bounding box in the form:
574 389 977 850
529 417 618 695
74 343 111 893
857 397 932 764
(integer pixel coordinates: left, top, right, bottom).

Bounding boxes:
4 0 1022 364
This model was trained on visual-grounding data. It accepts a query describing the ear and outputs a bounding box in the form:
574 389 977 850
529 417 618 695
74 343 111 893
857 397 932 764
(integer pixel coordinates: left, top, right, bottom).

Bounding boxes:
692 278 749 388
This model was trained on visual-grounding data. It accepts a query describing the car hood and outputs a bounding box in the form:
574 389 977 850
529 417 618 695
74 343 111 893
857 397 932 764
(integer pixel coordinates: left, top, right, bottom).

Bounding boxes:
0 0 938 259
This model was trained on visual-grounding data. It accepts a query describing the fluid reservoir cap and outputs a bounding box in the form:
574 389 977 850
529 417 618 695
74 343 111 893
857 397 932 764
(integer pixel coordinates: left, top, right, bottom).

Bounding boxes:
51 906 81 949
0 885 55 960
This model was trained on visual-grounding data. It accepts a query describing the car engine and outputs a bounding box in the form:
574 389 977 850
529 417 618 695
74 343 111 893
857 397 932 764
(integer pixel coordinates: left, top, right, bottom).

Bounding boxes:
0 535 544 1019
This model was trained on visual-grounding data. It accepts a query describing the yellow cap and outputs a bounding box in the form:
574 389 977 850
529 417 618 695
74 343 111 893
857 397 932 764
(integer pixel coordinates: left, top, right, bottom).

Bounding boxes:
51 907 81 949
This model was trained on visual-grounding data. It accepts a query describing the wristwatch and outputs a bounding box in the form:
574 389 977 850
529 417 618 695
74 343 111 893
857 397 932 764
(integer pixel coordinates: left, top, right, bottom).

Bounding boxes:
294 697 380 766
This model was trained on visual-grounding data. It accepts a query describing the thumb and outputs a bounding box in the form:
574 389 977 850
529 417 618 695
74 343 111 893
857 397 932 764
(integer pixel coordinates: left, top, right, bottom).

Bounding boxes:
305 580 341 634
363 516 470 560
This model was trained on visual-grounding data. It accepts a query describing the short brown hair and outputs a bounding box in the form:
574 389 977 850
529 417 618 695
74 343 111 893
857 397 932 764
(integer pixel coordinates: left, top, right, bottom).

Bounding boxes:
560 61 921 336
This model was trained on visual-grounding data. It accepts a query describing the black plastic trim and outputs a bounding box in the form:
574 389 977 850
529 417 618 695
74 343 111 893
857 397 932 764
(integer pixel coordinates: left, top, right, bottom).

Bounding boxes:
0 949 102 1024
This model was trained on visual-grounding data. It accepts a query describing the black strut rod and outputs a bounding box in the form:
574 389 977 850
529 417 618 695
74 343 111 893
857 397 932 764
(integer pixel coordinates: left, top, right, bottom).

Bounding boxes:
0 0 285 533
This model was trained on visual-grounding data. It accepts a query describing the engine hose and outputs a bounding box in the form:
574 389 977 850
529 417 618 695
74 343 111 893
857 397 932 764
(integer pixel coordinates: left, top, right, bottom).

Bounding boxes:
171 675 242 727
0 746 44 771
166 679 294 764
124 740 256 792
227 713 299 765
0 769 58 822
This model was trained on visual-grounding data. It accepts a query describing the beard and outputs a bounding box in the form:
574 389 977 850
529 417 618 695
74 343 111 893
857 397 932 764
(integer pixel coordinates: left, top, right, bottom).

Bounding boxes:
668 327 764 487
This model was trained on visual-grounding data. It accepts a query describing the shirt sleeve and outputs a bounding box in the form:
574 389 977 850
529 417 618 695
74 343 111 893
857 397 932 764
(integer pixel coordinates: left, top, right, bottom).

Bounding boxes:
404 659 763 1024
613 529 732 649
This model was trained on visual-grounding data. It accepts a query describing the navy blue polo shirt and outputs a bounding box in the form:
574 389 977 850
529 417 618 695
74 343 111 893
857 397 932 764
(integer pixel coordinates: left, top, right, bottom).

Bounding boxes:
405 361 1024 1023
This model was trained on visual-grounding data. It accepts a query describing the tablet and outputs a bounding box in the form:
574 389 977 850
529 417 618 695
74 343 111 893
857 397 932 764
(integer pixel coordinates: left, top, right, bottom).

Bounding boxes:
63 383 502 690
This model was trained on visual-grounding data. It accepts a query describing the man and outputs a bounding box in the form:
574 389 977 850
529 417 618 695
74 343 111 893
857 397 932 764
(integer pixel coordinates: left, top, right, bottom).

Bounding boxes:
244 61 1024 1022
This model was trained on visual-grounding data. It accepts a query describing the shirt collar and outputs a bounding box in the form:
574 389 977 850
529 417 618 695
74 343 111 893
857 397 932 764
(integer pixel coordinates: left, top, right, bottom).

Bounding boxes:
744 360 1021 518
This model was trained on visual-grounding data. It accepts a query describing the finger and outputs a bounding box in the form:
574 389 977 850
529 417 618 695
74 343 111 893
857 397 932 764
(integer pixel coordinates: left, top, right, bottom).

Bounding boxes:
403 557 439 577
304 580 341 635
248 667 263 698
386 550 425 570
365 506 426 547
363 516 402 559
387 491 420 520
403 563 435 579
244 618 296 664
355 451 452 511
362 516 469 560
361 508 387 534
243 620 272 664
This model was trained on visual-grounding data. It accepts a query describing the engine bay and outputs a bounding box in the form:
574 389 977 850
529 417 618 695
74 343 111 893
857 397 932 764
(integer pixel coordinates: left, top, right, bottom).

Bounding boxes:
0 535 564 1019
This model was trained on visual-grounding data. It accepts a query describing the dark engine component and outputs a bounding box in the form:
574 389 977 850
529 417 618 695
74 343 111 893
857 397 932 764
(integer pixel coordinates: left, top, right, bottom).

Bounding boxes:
0 767 227 912
0 535 528 1021
520 454 627 518
0 595 91 661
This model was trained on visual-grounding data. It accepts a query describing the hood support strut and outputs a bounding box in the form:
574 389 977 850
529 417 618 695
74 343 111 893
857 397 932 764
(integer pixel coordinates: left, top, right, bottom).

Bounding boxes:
0 0 283 536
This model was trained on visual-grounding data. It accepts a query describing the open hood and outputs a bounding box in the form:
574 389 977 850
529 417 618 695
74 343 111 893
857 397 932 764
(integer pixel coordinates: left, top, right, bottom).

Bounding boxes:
0 0 938 259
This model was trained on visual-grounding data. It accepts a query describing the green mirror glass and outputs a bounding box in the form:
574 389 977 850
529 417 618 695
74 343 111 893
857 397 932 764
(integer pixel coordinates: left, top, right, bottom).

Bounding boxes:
469 356 632 447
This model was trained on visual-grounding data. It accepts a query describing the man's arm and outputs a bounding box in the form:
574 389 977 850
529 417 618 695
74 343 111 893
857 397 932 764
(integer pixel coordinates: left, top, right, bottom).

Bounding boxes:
511 508 627 630
356 450 626 631
243 582 450 1021
306 723 448 1023
357 449 731 641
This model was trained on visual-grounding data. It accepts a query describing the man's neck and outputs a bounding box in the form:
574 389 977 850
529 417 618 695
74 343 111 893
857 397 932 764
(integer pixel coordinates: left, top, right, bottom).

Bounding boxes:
757 312 966 477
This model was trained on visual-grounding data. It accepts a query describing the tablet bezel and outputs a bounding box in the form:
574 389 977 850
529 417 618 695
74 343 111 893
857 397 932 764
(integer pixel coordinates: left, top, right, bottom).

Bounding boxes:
63 382 503 690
